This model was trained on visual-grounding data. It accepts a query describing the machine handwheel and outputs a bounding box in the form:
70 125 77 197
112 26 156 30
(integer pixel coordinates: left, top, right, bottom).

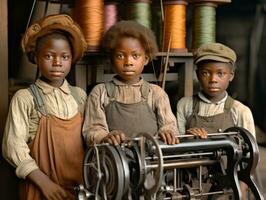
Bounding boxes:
137 132 164 197
225 127 264 199
83 145 126 200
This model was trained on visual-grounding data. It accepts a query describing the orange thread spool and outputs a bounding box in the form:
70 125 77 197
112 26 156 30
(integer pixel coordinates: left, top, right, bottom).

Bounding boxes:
163 0 187 52
74 0 104 52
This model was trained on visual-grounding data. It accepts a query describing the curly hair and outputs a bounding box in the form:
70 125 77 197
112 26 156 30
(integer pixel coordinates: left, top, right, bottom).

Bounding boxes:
102 20 158 60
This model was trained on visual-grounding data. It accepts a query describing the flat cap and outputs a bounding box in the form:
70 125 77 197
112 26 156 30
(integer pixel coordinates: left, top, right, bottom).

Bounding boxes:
21 14 87 64
193 42 237 65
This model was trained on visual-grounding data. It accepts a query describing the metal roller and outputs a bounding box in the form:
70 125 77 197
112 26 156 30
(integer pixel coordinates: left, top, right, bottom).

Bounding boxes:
78 127 264 200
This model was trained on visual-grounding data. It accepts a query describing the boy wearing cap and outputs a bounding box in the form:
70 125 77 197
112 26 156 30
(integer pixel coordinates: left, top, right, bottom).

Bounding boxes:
176 42 255 199
2 14 87 200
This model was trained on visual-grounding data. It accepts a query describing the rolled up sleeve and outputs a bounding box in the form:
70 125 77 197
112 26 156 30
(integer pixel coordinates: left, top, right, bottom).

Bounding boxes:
151 85 179 136
2 90 39 179
82 85 109 145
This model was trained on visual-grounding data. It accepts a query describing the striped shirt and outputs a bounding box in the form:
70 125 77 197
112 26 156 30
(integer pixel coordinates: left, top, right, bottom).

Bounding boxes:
176 92 256 137
2 79 87 179
82 77 178 144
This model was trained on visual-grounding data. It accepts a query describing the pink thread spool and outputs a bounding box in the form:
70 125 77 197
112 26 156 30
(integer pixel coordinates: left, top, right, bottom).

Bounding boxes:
104 1 118 32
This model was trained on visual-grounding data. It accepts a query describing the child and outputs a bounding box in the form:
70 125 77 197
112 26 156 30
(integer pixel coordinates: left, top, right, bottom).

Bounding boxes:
2 14 87 200
82 20 179 146
176 42 256 199
176 42 255 139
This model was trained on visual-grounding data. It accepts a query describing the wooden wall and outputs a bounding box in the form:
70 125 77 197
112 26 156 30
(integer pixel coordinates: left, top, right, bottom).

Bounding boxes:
0 0 8 128
0 0 19 199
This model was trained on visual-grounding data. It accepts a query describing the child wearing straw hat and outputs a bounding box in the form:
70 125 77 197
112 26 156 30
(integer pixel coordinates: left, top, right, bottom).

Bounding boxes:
176 42 256 199
2 14 87 200
82 20 179 146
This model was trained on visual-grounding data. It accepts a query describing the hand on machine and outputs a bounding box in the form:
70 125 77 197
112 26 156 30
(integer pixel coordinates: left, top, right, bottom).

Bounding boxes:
76 127 264 200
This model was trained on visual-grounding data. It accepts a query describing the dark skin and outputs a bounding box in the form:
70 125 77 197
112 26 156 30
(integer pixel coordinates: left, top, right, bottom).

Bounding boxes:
186 61 234 139
186 60 247 199
35 36 72 87
101 36 179 145
196 61 234 103
27 36 73 200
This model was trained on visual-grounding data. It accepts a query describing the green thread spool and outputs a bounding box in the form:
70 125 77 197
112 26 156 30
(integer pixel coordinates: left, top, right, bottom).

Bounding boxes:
127 0 152 28
192 3 217 49
152 3 163 50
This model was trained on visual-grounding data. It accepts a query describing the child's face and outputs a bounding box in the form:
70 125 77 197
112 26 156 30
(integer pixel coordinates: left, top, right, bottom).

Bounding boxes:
35 37 72 87
196 61 234 102
112 37 148 84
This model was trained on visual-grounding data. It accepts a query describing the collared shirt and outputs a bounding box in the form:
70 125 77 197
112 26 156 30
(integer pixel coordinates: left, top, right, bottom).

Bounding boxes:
176 91 256 137
2 79 86 179
82 77 178 144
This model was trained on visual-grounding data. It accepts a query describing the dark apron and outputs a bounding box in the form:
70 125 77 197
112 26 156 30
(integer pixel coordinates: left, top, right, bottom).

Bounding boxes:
104 81 159 138
186 95 235 200
19 84 85 200
186 95 235 133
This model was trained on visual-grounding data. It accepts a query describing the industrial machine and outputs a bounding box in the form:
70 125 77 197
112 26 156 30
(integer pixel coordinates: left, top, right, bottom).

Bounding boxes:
76 127 264 200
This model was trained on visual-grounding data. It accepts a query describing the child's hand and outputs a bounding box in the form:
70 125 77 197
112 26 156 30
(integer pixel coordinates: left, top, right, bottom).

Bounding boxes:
158 130 179 145
101 130 126 145
27 169 69 200
40 178 69 200
186 128 208 139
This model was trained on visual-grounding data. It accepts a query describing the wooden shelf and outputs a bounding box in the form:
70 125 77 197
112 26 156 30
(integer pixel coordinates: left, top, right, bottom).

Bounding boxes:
75 52 194 99
189 0 231 4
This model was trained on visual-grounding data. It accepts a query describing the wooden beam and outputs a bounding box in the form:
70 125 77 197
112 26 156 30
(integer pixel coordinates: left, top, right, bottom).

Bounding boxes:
190 0 231 3
0 1 19 200
0 0 8 135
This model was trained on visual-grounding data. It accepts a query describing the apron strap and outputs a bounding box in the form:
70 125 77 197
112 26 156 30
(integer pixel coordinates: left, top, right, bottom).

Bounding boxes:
105 81 116 98
140 80 150 100
69 85 84 114
105 80 150 100
29 84 83 115
224 96 234 110
185 94 199 128
28 84 47 116
193 94 234 112
69 85 82 106
192 94 200 114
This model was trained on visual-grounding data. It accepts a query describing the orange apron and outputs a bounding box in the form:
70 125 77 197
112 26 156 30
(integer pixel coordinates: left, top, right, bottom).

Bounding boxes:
20 85 85 200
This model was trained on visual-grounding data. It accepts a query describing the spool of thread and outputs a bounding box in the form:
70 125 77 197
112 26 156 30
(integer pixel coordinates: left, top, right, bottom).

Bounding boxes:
152 1 163 50
192 2 217 49
104 1 118 32
126 0 152 28
163 0 188 52
74 0 104 52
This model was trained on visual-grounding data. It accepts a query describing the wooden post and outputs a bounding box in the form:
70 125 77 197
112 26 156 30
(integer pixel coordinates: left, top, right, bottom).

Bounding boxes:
0 0 9 141
0 1 19 200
